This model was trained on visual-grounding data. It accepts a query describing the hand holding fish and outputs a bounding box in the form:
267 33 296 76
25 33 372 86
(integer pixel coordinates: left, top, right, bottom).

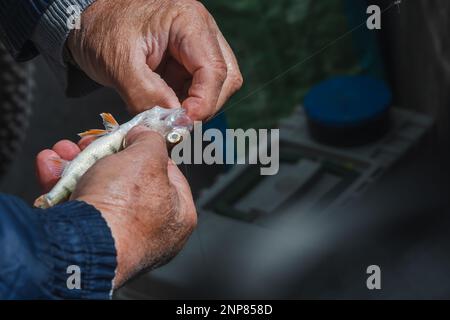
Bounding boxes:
35 107 192 208
36 126 197 288
67 0 243 120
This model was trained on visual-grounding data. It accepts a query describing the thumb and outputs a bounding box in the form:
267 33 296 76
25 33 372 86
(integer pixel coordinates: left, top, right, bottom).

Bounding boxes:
115 62 181 114
122 126 169 172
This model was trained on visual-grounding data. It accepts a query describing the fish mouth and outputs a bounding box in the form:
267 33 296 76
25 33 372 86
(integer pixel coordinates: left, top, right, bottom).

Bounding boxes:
142 106 194 137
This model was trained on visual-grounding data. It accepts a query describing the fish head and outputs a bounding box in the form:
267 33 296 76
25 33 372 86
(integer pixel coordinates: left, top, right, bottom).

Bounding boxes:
141 106 193 143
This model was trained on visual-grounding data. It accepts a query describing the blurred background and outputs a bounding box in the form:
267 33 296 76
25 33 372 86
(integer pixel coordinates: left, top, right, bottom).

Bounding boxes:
1 0 449 299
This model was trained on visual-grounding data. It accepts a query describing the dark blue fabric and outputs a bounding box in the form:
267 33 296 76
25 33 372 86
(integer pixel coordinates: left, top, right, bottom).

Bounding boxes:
0 0 54 60
0 194 117 299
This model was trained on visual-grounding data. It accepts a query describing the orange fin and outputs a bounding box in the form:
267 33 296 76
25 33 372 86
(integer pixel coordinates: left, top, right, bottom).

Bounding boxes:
48 157 69 178
78 129 108 138
100 113 119 131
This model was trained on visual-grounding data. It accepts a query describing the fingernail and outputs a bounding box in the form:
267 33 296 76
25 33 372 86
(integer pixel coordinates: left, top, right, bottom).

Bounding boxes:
46 163 60 178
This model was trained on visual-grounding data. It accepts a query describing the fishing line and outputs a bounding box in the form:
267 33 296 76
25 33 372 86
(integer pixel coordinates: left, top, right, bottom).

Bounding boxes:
207 1 397 124
192 0 398 283
183 161 210 281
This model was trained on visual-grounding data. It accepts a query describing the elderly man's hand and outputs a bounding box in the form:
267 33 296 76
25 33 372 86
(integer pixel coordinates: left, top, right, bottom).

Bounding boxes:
35 127 197 288
67 0 243 120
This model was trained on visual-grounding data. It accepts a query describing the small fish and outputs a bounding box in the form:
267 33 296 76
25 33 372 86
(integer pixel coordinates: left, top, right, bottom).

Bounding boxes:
34 107 192 209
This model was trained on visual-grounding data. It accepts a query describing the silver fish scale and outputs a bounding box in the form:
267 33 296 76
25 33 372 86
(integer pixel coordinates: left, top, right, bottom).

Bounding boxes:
38 107 192 208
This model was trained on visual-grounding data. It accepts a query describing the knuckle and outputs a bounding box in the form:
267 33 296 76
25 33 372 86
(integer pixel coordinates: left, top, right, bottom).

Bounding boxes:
174 0 209 19
128 128 165 146
212 59 228 83
139 130 164 142
230 71 244 91
171 0 213 40
188 0 210 17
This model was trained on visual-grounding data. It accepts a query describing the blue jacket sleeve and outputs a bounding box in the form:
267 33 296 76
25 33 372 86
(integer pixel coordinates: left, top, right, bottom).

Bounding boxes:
0 194 117 299
31 0 100 97
0 0 54 61
0 0 100 97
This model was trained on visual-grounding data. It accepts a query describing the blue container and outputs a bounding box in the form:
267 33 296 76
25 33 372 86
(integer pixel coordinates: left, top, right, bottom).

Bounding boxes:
304 76 392 147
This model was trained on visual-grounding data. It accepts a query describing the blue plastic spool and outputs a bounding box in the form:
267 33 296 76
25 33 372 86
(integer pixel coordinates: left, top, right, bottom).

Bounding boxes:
304 76 392 147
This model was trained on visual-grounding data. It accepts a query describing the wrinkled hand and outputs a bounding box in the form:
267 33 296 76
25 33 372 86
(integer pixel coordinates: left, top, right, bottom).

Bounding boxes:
35 127 197 288
68 0 243 120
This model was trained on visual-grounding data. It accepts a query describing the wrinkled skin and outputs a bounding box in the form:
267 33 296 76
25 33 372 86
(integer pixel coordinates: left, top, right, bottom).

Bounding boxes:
68 0 243 120
36 127 197 288
34 0 244 289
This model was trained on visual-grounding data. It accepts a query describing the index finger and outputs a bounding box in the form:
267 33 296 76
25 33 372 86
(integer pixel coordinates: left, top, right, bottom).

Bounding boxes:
169 8 227 120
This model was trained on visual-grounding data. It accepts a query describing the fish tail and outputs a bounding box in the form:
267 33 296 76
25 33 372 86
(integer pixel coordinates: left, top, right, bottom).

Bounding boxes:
34 194 52 209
